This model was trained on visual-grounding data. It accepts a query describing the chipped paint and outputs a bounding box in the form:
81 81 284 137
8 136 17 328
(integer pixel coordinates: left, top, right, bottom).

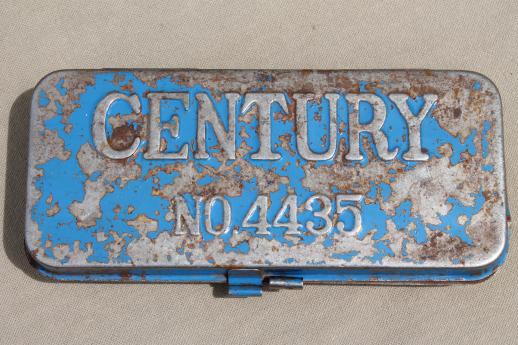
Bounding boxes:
25 70 508 289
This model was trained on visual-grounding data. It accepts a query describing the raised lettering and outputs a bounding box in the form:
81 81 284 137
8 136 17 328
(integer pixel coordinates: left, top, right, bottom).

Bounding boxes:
92 93 141 159
172 196 202 236
145 92 189 159
336 194 362 235
295 93 338 161
242 195 270 235
204 196 232 235
305 195 333 235
345 94 398 161
273 194 301 235
241 93 288 160
195 93 239 159
389 94 437 161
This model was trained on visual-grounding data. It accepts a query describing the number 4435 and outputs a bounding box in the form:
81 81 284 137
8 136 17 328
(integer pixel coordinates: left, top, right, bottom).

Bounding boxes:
171 194 363 237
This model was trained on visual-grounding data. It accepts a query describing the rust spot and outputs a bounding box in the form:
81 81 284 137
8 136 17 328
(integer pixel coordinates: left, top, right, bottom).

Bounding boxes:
120 271 131 281
120 79 134 92
419 231 470 261
108 124 139 151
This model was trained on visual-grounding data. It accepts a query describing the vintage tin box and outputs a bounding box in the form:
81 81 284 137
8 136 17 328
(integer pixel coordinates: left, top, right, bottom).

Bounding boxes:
25 69 509 296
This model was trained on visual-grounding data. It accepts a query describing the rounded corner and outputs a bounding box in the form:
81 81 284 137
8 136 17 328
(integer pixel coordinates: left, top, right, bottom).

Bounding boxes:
24 230 65 275
465 227 509 274
24 226 66 276
31 69 72 114
33 69 71 91
461 70 502 101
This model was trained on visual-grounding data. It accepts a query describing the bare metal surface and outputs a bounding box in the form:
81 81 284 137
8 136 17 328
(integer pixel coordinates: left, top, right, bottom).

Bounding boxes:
268 277 304 289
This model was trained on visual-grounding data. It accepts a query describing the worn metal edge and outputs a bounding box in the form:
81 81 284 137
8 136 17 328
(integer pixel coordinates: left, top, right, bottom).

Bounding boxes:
30 242 507 284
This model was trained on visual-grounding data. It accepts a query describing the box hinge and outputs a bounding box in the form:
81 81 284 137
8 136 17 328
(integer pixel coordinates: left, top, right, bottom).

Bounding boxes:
226 270 303 297
227 269 263 297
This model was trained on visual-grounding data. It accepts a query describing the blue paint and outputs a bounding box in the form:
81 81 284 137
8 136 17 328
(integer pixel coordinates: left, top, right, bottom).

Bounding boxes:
225 240 250 254
393 200 428 244
379 182 392 202
331 251 359 261
197 175 214 186
420 110 477 165
228 285 262 297
56 78 67 96
38 90 50 107
483 164 494 172
368 240 395 263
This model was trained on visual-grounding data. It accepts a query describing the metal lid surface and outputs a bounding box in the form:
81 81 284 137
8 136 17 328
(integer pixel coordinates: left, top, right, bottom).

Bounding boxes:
25 69 508 277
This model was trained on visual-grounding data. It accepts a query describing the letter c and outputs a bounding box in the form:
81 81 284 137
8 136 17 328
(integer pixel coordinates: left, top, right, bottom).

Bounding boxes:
92 93 141 159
